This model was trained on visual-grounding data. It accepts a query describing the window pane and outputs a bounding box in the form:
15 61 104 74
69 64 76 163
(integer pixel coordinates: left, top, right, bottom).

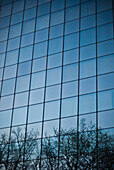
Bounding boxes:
4 65 17 79
25 0 37 9
31 71 45 89
97 0 112 12
0 16 10 29
12 107 27 126
80 77 96 95
13 0 24 13
34 41 48 58
0 53 5 68
44 100 60 120
63 63 78 82
21 33 34 47
0 41 7 53
0 110 12 128
79 93 96 114
64 48 79 65
22 19 35 35
36 15 49 30
65 5 79 22
19 46 33 62
80 44 96 61
18 61 31 76
0 27 8 42
81 15 95 30
9 23 22 39
0 95 13 111
30 88 44 105
64 33 79 51
49 37 63 55
62 81 78 98
61 97 77 117
51 10 64 26
0 3 12 18
80 28 96 46
16 75 30 93
66 0 80 7
46 67 61 86
11 12 23 25
61 116 77 131
35 29 48 43
98 90 114 111
48 53 62 69
2 78 15 96
51 0 64 12
28 104 43 123
80 59 96 79
38 2 50 16
50 24 63 39
24 7 36 21
6 50 18 66
14 92 28 108
46 85 61 102
8 37 20 51
32 57 46 73
81 0 95 17
27 122 42 138
65 19 79 35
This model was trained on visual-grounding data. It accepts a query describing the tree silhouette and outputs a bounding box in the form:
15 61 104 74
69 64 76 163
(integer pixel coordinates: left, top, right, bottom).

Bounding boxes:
0 119 113 169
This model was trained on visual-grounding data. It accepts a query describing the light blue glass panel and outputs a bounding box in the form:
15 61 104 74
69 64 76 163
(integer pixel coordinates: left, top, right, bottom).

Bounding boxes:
7 37 20 51
34 41 48 58
98 110 114 129
24 7 36 21
28 104 43 123
49 37 63 55
21 33 34 47
51 0 64 12
61 116 77 131
6 50 18 66
0 41 7 53
0 3 12 18
0 27 8 42
31 71 45 89
79 93 96 114
97 9 113 26
44 100 60 120
81 15 95 30
35 29 48 43
63 63 78 82
0 16 10 29
18 61 31 76
11 12 23 25
50 24 63 39
81 0 95 17
64 48 79 65
80 44 96 61
80 59 96 79
98 90 114 111
2 78 15 96
51 10 64 26
16 75 30 93
48 53 62 69
97 54 114 74
65 5 79 22
19 45 33 62
64 33 79 51
65 19 79 35
36 14 49 30
98 73 114 91
43 120 59 137
32 57 46 73
97 23 113 42
0 110 12 128
38 2 50 16
0 68 3 81
80 28 96 46
22 19 35 35
62 81 78 98
27 122 42 138
46 67 61 86
97 40 114 57
4 65 17 79
12 107 27 126
61 97 77 117
80 77 96 95
9 23 22 39
30 88 44 105
0 53 5 68
0 95 13 111
97 0 112 12
14 92 28 108
46 85 61 102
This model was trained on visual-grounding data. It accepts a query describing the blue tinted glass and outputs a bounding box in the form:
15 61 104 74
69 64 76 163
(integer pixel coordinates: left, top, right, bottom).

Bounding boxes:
80 28 96 46
11 12 23 25
19 45 33 62
24 7 36 21
0 41 7 53
65 5 79 22
50 24 63 39
2 78 15 96
14 92 28 108
36 15 49 30
13 0 24 13
7 37 20 51
51 10 64 26
13 107 27 126
0 68 3 81
21 33 34 47
0 16 10 29
4 65 17 79
97 0 112 12
51 0 64 12
0 27 8 42
61 97 77 117
22 19 35 35
9 23 22 39
32 57 46 73
64 48 79 65
30 88 44 105
0 95 13 111
35 29 48 43
80 59 96 79
79 93 96 114
81 15 95 30
48 53 62 69
81 0 95 17
64 33 79 51
49 37 63 55
0 110 12 128
39 0 50 5
65 19 79 35
38 2 50 16
6 50 18 66
98 90 114 111
0 53 5 68
61 116 77 131
16 75 30 93
63 63 78 82
97 10 113 26
46 85 61 102
0 3 12 18
18 61 31 76
31 71 45 89
44 100 60 120
66 0 80 7
25 0 37 9
34 41 48 58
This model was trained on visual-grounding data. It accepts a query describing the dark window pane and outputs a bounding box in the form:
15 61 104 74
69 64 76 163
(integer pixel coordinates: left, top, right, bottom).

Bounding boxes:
51 10 64 26
25 0 37 9
65 5 79 22
16 75 30 93
50 24 63 39
36 15 49 30
81 0 95 17
13 0 24 13
0 27 8 42
0 16 10 29
34 41 48 58
35 29 48 43
51 0 65 12
11 12 23 25
38 2 50 16
81 15 95 30
64 48 79 65
18 61 31 76
65 19 79 35
19 45 33 62
24 7 36 21
2 78 15 96
31 71 45 89
97 0 112 12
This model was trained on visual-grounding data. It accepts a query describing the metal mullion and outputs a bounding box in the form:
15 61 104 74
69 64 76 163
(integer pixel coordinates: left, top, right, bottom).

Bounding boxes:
76 0 81 168
6 0 26 167
22 0 39 168
39 0 52 168
57 0 66 168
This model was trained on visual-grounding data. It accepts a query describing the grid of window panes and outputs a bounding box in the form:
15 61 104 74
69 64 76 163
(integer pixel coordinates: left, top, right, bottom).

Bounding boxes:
0 0 114 169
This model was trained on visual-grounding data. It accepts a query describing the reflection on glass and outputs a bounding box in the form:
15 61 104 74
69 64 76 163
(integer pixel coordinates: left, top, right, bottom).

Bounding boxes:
31 71 45 89
46 85 61 102
13 107 27 126
2 78 15 96
0 110 12 128
16 75 30 93
30 88 44 105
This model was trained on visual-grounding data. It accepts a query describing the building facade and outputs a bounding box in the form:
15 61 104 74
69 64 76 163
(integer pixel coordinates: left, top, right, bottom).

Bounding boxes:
0 0 114 169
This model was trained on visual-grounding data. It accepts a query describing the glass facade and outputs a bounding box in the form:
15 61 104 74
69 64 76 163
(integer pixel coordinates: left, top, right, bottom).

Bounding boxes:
0 0 114 169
